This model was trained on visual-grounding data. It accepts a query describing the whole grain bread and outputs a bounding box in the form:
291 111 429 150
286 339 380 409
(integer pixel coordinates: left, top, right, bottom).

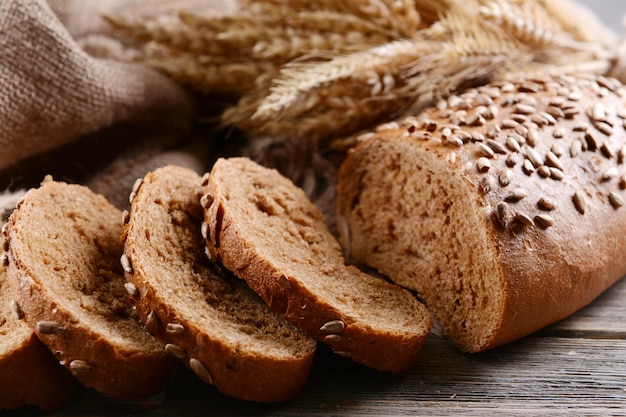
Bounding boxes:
5 179 174 399
337 73 626 353
202 157 432 373
0 233 76 413
121 165 316 402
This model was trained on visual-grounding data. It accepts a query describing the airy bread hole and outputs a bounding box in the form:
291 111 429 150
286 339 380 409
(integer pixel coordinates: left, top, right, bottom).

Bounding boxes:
349 145 503 351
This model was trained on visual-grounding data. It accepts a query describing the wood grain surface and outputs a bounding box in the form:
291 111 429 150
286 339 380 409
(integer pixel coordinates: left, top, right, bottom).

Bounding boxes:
6 275 626 417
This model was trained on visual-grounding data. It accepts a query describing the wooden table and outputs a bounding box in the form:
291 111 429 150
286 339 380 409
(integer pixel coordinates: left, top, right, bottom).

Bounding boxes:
6 274 626 417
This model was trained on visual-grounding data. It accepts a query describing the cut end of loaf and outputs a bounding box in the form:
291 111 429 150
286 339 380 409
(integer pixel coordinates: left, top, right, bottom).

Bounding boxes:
339 136 504 352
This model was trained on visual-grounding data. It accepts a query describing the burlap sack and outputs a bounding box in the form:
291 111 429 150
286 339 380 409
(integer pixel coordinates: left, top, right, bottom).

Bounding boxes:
0 0 201 173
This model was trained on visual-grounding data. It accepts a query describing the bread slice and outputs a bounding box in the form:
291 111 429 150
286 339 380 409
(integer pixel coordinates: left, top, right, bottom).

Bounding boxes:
337 73 626 353
5 179 174 400
121 165 316 402
202 157 432 373
0 232 76 413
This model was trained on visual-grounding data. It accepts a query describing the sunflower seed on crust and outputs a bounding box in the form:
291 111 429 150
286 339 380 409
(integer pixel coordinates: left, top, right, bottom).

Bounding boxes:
190 358 213 384
320 320 346 334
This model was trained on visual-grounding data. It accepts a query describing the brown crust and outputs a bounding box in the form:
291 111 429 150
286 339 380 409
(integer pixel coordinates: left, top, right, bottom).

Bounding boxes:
0 252 76 413
203 158 432 373
122 166 316 402
337 73 626 352
5 181 174 400
0 332 77 413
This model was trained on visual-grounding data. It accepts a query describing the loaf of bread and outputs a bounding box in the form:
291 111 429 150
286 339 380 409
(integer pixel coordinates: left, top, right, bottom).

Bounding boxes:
121 165 316 402
0 233 76 413
337 73 626 353
5 179 174 399
202 157 432 373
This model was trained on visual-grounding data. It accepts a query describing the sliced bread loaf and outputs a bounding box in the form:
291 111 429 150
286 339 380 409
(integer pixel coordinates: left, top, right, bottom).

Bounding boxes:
5 179 174 400
337 73 626 353
202 157 432 373
0 232 76 413
121 165 316 403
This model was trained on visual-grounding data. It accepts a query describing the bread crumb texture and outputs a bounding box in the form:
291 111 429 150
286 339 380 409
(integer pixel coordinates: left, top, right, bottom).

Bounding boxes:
204 158 432 373
123 165 315 402
6 181 172 400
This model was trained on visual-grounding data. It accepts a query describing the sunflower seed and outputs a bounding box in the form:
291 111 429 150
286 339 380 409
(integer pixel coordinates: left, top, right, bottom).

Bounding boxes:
69 360 93 377
128 178 143 204
514 103 536 115
476 143 495 158
486 139 508 154
499 169 513 186
525 147 544 168
190 358 213 384
595 121 614 136
323 334 342 344
619 145 626 164
590 103 607 122
572 192 586 214
551 144 565 157
37 321 64 334
121 210 130 225
514 212 534 227
334 350 353 359
522 159 535 175
120 254 133 274
545 151 564 171
600 142 615 159
609 192 625 209
124 282 137 297
166 323 185 335
538 197 557 211
601 167 619 181
505 188 528 202
200 222 209 240
527 129 539 146
320 320 346 334
146 310 159 333
570 140 583 157
506 136 521 152
534 214 555 228
585 132 599 151
200 193 214 209
201 172 210 187
537 166 551 178
165 344 186 359
479 176 495 194
506 152 520 167
496 202 510 228
549 168 565 181
476 157 491 173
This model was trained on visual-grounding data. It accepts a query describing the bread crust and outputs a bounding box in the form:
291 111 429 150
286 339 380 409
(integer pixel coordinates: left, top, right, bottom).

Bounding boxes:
122 165 316 402
0 245 76 413
337 73 626 352
203 158 432 373
6 181 174 399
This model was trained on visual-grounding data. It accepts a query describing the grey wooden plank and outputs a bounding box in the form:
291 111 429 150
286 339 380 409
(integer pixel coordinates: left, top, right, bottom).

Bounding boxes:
12 335 623 417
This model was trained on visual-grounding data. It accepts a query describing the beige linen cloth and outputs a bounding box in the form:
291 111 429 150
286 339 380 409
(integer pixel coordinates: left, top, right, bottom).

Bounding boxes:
0 0 235 219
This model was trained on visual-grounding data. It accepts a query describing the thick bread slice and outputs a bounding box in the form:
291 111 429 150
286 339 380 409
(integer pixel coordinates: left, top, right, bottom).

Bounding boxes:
121 165 316 402
5 180 174 399
203 157 432 373
0 233 76 413
337 73 626 353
